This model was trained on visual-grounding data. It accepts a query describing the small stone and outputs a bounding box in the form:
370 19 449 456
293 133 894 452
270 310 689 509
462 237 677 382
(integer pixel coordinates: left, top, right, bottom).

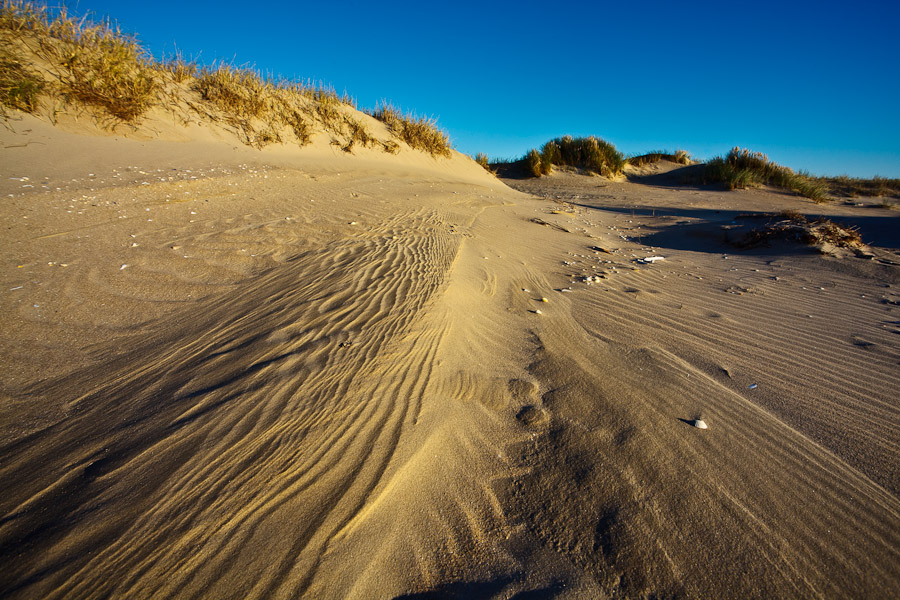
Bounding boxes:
693 419 708 430
541 297 548 303
534 309 542 315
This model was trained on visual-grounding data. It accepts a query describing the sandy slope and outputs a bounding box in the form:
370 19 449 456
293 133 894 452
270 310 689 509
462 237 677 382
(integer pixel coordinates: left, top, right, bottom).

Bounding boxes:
2 115 899 599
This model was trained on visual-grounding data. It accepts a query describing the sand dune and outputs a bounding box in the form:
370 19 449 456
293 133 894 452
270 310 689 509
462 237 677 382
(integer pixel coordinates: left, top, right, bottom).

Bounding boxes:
2 109 900 599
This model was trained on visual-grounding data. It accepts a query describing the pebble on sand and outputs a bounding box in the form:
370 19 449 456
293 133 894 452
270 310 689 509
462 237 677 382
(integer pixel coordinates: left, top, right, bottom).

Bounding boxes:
693 419 708 430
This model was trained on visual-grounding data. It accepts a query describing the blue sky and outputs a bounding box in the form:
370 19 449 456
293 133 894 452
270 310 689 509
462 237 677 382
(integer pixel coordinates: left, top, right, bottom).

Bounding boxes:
70 0 899 177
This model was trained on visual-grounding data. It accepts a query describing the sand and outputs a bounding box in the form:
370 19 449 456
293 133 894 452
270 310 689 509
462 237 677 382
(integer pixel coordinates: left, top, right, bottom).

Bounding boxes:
2 110 899 599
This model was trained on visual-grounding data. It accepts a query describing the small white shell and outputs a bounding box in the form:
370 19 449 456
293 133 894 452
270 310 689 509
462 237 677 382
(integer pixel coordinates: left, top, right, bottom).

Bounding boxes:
693 419 708 430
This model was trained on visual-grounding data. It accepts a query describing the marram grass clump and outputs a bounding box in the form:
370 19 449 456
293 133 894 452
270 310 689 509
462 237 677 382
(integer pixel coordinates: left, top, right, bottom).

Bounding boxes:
0 1 452 157
1 0 157 120
538 135 625 177
698 148 829 202
370 102 451 157
0 46 42 111
815 175 900 200
627 149 692 167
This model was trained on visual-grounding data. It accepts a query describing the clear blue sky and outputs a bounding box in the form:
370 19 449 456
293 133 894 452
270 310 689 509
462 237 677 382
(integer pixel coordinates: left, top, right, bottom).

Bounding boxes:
70 0 899 177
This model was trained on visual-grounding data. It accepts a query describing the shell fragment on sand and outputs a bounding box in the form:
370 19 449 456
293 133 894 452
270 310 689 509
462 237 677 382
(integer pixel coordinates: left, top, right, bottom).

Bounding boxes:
693 419 708 430
637 256 665 264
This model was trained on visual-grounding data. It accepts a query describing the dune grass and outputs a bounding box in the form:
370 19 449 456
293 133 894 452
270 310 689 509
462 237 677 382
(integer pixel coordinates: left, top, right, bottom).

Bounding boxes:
815 175 900 200
697 147 830 202
473 152 495 173
0 46 42 111
627 149 692 167
369 102 451 157
1 0 157 120
0 0 450 156
539 135 625 177
488 136 624 179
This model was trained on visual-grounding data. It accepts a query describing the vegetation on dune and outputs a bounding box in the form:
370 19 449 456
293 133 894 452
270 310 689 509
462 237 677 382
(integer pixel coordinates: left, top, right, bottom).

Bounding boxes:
1 0 157 120
539 135 625 177
473 152 494 174
369 102 451 157
525 148 543 177
0 45 42 111
627 149 692 167
734 210 865 251
491 135 625 179
815 175 900 201
0 0 450 156
693 147 829 202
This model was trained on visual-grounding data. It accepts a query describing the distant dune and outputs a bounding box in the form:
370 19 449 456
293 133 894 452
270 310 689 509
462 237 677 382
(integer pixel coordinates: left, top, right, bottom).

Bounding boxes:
2 4 900 599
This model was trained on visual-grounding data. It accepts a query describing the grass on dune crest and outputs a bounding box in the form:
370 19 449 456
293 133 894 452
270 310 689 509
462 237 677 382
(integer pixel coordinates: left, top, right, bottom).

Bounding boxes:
696 147 830 202
0 0 449 156
627 149 692 167
815 175 900 202
369 102 451 157
1 0 156 121
473 152 495 174
494 135 626 179
540 135 625 177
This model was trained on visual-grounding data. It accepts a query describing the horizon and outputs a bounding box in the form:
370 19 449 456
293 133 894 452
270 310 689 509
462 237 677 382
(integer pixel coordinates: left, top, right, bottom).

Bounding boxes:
66 0 900 178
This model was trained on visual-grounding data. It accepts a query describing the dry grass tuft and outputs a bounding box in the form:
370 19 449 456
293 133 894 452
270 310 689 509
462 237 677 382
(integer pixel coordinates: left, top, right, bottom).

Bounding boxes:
2 0 157 120
370 102 451 157
1 1 450 157
195 63 270 120
474 152 494 173
0 44 42 111
734 211 864 251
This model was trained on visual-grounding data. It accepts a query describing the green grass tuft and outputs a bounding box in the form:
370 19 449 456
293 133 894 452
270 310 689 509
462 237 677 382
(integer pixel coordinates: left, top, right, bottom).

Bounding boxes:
697 147 830 202
525 148 542 177
627 149 692 167
539 135 625 176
